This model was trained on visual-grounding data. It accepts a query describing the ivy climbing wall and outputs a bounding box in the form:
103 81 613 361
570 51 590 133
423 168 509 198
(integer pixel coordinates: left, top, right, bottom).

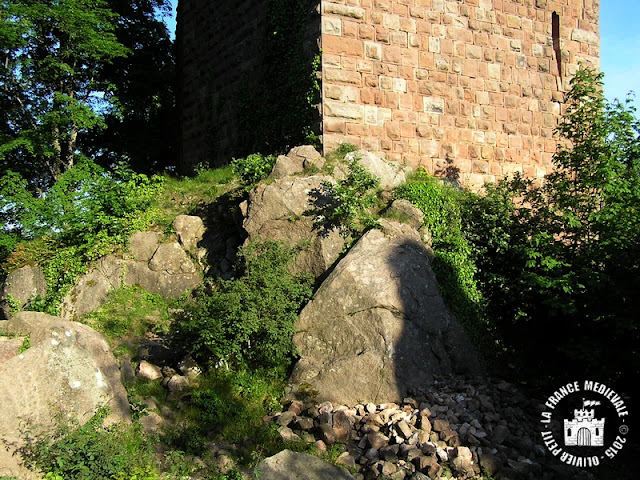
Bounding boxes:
177 0 320 171
178 0 599 187
177 0 267 170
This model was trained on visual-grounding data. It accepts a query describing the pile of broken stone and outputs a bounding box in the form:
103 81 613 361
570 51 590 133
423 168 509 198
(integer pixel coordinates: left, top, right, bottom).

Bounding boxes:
268 376 594 480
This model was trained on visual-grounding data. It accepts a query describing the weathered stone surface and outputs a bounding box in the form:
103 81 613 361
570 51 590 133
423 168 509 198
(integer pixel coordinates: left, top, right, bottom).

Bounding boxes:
386 199 425 230
124 261 200 298
492 424 510 445
344 151 407 190
137 360 163 381
479 453 503 475
271 154 305 179
287 145 325 170
264 380 577 480
1 265 46 318
140 411 165 434
173 215 205 251
452 446 474 475
243 175 345 279
167 374 189 392
333 410 352 443
60 255 124 320
291 219 481 405
320 424 337 445
119 356 136 384
129 230 161 262
149 242 197 275
256 450 356 480
177 355 201 379
277 410 297 427
0 336 24 365
0 312 130 477
278 426 302 443
368 431 390 450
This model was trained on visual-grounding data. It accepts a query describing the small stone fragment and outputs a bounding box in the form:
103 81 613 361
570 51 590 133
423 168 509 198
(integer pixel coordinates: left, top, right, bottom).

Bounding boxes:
277 410 297 427
136 360 162 381
368 431 390 450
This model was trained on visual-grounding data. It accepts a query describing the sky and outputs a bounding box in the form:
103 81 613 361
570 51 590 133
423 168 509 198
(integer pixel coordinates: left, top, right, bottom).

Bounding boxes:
164 0 639 106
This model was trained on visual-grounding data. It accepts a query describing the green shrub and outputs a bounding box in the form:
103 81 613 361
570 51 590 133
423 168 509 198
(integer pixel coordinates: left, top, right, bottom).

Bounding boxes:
18 408 158 480
165 369 285 462
18 336 30 354
0 232 20 282
312 155 381 237
461 67 640 386
172 240 313 375
231 153 277 185
1 159 164 314
395 170 493 354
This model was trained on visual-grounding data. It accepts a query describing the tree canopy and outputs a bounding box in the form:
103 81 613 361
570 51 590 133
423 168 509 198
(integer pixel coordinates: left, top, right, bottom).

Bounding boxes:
0 0 174 190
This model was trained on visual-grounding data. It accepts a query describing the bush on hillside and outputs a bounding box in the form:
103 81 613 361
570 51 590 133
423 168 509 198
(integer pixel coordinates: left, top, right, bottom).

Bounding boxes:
462 67 640 387
0 158 164 313
18 408 158 480
394 171 493 354
311 155 381 238
171 241 313 376
231 153 276 185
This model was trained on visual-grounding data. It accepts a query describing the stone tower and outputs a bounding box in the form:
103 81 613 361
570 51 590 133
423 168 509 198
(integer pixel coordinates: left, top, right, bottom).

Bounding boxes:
177 0 599 187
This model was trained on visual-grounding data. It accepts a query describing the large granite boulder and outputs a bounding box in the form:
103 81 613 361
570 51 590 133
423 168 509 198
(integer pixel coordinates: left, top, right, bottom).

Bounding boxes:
256 450 355 480
243 175 344 279
344 150 408 190
271 154 304 180
1 265 47 318
287 145 325 170
291 219 482 405
173 215 205 251
0 335 25 364
129 230 161 262
0 312 130 477
61 224 203 320
60 255 124 320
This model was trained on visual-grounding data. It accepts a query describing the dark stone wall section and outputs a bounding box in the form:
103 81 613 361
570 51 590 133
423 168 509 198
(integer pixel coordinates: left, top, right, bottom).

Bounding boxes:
177 0 268 172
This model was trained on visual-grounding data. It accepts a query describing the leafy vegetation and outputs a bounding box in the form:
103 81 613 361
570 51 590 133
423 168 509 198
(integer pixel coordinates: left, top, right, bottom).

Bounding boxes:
164 369 286 461
0 0 175 187
172 240 313 375
1 159 164 314
460 67 640 387
394 171 492 354
18 408 158 480
231 153 277 186
311 155 381 238
82 286 173 345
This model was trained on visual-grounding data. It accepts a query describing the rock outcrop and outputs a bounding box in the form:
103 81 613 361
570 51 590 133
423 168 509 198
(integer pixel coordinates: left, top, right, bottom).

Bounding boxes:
59 218 204 320
0 265 46 319
344 150 408 190
60 255 125 320
173 215 205 251
291 219 482 405
256 450 356 480
0 312 130 477
243 175 345 279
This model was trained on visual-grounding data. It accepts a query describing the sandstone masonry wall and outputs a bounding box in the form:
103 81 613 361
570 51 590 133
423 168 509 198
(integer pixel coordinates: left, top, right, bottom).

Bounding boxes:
177 0 268 171
178 0 599 186
320 0 599 188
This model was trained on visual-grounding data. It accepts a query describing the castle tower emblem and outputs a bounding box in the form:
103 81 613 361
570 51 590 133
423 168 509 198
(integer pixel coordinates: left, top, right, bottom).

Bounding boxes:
564 399 605 447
